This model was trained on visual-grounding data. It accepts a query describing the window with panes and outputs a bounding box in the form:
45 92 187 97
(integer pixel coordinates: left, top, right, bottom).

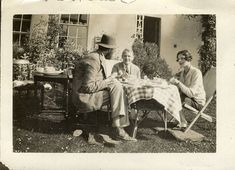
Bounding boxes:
13 15 32 46
58 14 89 49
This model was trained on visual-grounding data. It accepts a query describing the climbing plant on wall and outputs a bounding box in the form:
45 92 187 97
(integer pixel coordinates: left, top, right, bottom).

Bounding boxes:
187 14 216 75
198 15 216 75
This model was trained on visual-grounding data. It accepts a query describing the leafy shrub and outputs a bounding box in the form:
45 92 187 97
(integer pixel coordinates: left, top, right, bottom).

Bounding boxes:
132 39 172 79
56 39 87 69
12 15 88 99
13 43 24 59
12 15 87 81
21 15 85 69
23 16 58 65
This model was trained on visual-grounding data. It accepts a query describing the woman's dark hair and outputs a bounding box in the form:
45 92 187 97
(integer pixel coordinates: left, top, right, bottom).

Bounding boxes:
176 50 192 62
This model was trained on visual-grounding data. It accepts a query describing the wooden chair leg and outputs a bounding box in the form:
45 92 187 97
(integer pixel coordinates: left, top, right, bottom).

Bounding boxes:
163 111 167 132
159 110 168 131
132 109 139 138
137 110 150 125
41 87 44 110
169 117 175 122
95 111 98 128
184 111 202 133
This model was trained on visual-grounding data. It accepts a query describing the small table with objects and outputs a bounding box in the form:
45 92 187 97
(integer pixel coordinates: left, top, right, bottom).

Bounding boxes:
33 71 71 118
121 78 182 138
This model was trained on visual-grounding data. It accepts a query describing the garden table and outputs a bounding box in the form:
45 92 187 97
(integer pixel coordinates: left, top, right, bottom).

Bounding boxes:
121 79 182 138
33 72 71 118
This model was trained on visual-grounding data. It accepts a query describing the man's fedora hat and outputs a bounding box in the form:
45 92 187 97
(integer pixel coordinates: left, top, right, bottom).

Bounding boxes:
97 34 116 49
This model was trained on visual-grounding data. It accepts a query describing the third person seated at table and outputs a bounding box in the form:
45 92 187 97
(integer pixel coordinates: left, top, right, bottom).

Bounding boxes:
111 48 141 81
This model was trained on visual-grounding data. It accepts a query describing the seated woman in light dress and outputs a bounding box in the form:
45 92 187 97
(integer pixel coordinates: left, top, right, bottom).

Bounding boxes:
170 50 206 129
111 48 141 80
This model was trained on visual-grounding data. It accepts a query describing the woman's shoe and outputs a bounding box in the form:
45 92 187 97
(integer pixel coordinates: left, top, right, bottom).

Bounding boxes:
174 123 188 131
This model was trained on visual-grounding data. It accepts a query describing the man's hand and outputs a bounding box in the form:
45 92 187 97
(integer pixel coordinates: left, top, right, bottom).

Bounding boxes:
169 77 180 85
105 76 119 85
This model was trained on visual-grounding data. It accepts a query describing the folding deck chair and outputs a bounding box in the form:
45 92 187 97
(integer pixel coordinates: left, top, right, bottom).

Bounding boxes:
183 67 216 133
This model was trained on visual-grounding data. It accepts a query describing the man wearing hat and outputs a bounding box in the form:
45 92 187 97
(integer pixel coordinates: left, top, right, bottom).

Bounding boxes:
72 34 136 142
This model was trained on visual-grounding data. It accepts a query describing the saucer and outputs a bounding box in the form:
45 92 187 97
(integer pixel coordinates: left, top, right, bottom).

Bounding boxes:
43 70 63 75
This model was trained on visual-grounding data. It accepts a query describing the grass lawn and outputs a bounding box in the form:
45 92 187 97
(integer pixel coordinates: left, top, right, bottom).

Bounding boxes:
13 90 216 153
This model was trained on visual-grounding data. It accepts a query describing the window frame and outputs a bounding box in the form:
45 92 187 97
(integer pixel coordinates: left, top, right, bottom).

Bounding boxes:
58 14 89 49
13 15 32 46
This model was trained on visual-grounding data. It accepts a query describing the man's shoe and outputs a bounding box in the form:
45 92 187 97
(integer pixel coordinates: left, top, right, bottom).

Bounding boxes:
116 133 137 142
98 134 122 145
88 133 103 146
116 127 137 142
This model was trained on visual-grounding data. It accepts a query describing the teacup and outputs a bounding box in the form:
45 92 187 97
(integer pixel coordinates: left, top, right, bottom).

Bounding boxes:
44 66 55 73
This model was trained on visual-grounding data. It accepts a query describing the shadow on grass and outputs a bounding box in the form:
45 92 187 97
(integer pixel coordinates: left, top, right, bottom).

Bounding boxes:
13 94 112 135
157 130 177 141
13 94 75 135
125 117 178 141
14 117 71 134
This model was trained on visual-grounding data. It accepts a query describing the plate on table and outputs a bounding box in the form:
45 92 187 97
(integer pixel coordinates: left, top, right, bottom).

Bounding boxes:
43 70 63 76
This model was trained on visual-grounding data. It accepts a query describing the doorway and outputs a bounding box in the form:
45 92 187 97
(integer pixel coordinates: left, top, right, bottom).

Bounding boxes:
143 16 161 47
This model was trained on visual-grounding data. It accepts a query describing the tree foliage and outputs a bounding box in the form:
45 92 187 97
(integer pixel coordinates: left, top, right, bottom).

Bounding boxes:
18 15 85 69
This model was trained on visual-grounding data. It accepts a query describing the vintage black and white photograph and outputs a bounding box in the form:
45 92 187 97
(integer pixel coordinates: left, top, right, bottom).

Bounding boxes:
2 0 235 169
12 14 216 153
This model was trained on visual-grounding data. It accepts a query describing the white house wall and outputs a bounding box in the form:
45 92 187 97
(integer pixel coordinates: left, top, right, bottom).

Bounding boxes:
88 14 202 72
30 14 202 72
87 14 136 60
148 15 202 73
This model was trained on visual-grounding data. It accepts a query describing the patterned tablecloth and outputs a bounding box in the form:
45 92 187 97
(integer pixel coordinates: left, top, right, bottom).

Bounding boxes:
122 79 182 122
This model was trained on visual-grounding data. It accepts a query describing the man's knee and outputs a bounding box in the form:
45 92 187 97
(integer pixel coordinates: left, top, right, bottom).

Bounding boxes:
109 81 123 92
